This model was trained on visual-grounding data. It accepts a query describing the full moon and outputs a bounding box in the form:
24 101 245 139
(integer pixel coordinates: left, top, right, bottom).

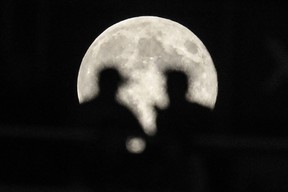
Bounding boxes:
77 16 217 135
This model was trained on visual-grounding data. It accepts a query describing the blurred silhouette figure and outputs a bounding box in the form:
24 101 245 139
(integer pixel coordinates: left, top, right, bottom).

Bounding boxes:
77 68 147 190
154 70 213 191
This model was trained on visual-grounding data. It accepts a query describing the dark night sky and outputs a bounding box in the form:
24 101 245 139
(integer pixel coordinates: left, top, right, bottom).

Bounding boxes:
1 1 288 136
2 2 288 192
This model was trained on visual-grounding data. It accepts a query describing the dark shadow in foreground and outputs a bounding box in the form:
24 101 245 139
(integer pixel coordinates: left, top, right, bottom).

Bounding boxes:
77 68 147 190
150 70 213 191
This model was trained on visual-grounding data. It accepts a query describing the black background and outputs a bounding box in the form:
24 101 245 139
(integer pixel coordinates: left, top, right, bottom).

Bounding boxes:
1 1 288 135
1 1 288 191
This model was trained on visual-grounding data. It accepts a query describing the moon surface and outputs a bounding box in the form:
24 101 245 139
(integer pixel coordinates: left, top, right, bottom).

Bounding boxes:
77 16 217 135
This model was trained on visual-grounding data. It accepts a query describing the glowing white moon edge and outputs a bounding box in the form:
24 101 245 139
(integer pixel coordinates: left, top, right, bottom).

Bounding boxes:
77 16 218 135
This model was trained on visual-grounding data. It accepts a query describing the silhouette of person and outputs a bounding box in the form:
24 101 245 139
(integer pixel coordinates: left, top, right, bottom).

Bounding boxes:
77 68 147 190
154 70 213 191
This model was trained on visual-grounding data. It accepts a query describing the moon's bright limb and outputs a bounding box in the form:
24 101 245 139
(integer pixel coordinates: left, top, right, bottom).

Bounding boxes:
77 16 218 135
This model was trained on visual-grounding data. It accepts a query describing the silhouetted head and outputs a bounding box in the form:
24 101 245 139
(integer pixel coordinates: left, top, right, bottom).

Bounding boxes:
165 70 189 103
98 68 123 98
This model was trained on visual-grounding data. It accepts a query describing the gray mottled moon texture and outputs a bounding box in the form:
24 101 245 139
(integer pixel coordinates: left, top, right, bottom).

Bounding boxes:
77 16 217 135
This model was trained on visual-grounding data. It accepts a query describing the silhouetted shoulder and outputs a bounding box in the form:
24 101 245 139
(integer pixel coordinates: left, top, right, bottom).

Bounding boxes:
156 70 213 135
151 70 214 191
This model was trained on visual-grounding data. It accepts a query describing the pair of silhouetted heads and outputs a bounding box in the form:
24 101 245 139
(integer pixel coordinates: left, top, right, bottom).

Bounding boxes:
98 67 189 103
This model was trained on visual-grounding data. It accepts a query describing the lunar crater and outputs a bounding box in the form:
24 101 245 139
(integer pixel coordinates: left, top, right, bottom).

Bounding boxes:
137 37 165 58
184 40 198 54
